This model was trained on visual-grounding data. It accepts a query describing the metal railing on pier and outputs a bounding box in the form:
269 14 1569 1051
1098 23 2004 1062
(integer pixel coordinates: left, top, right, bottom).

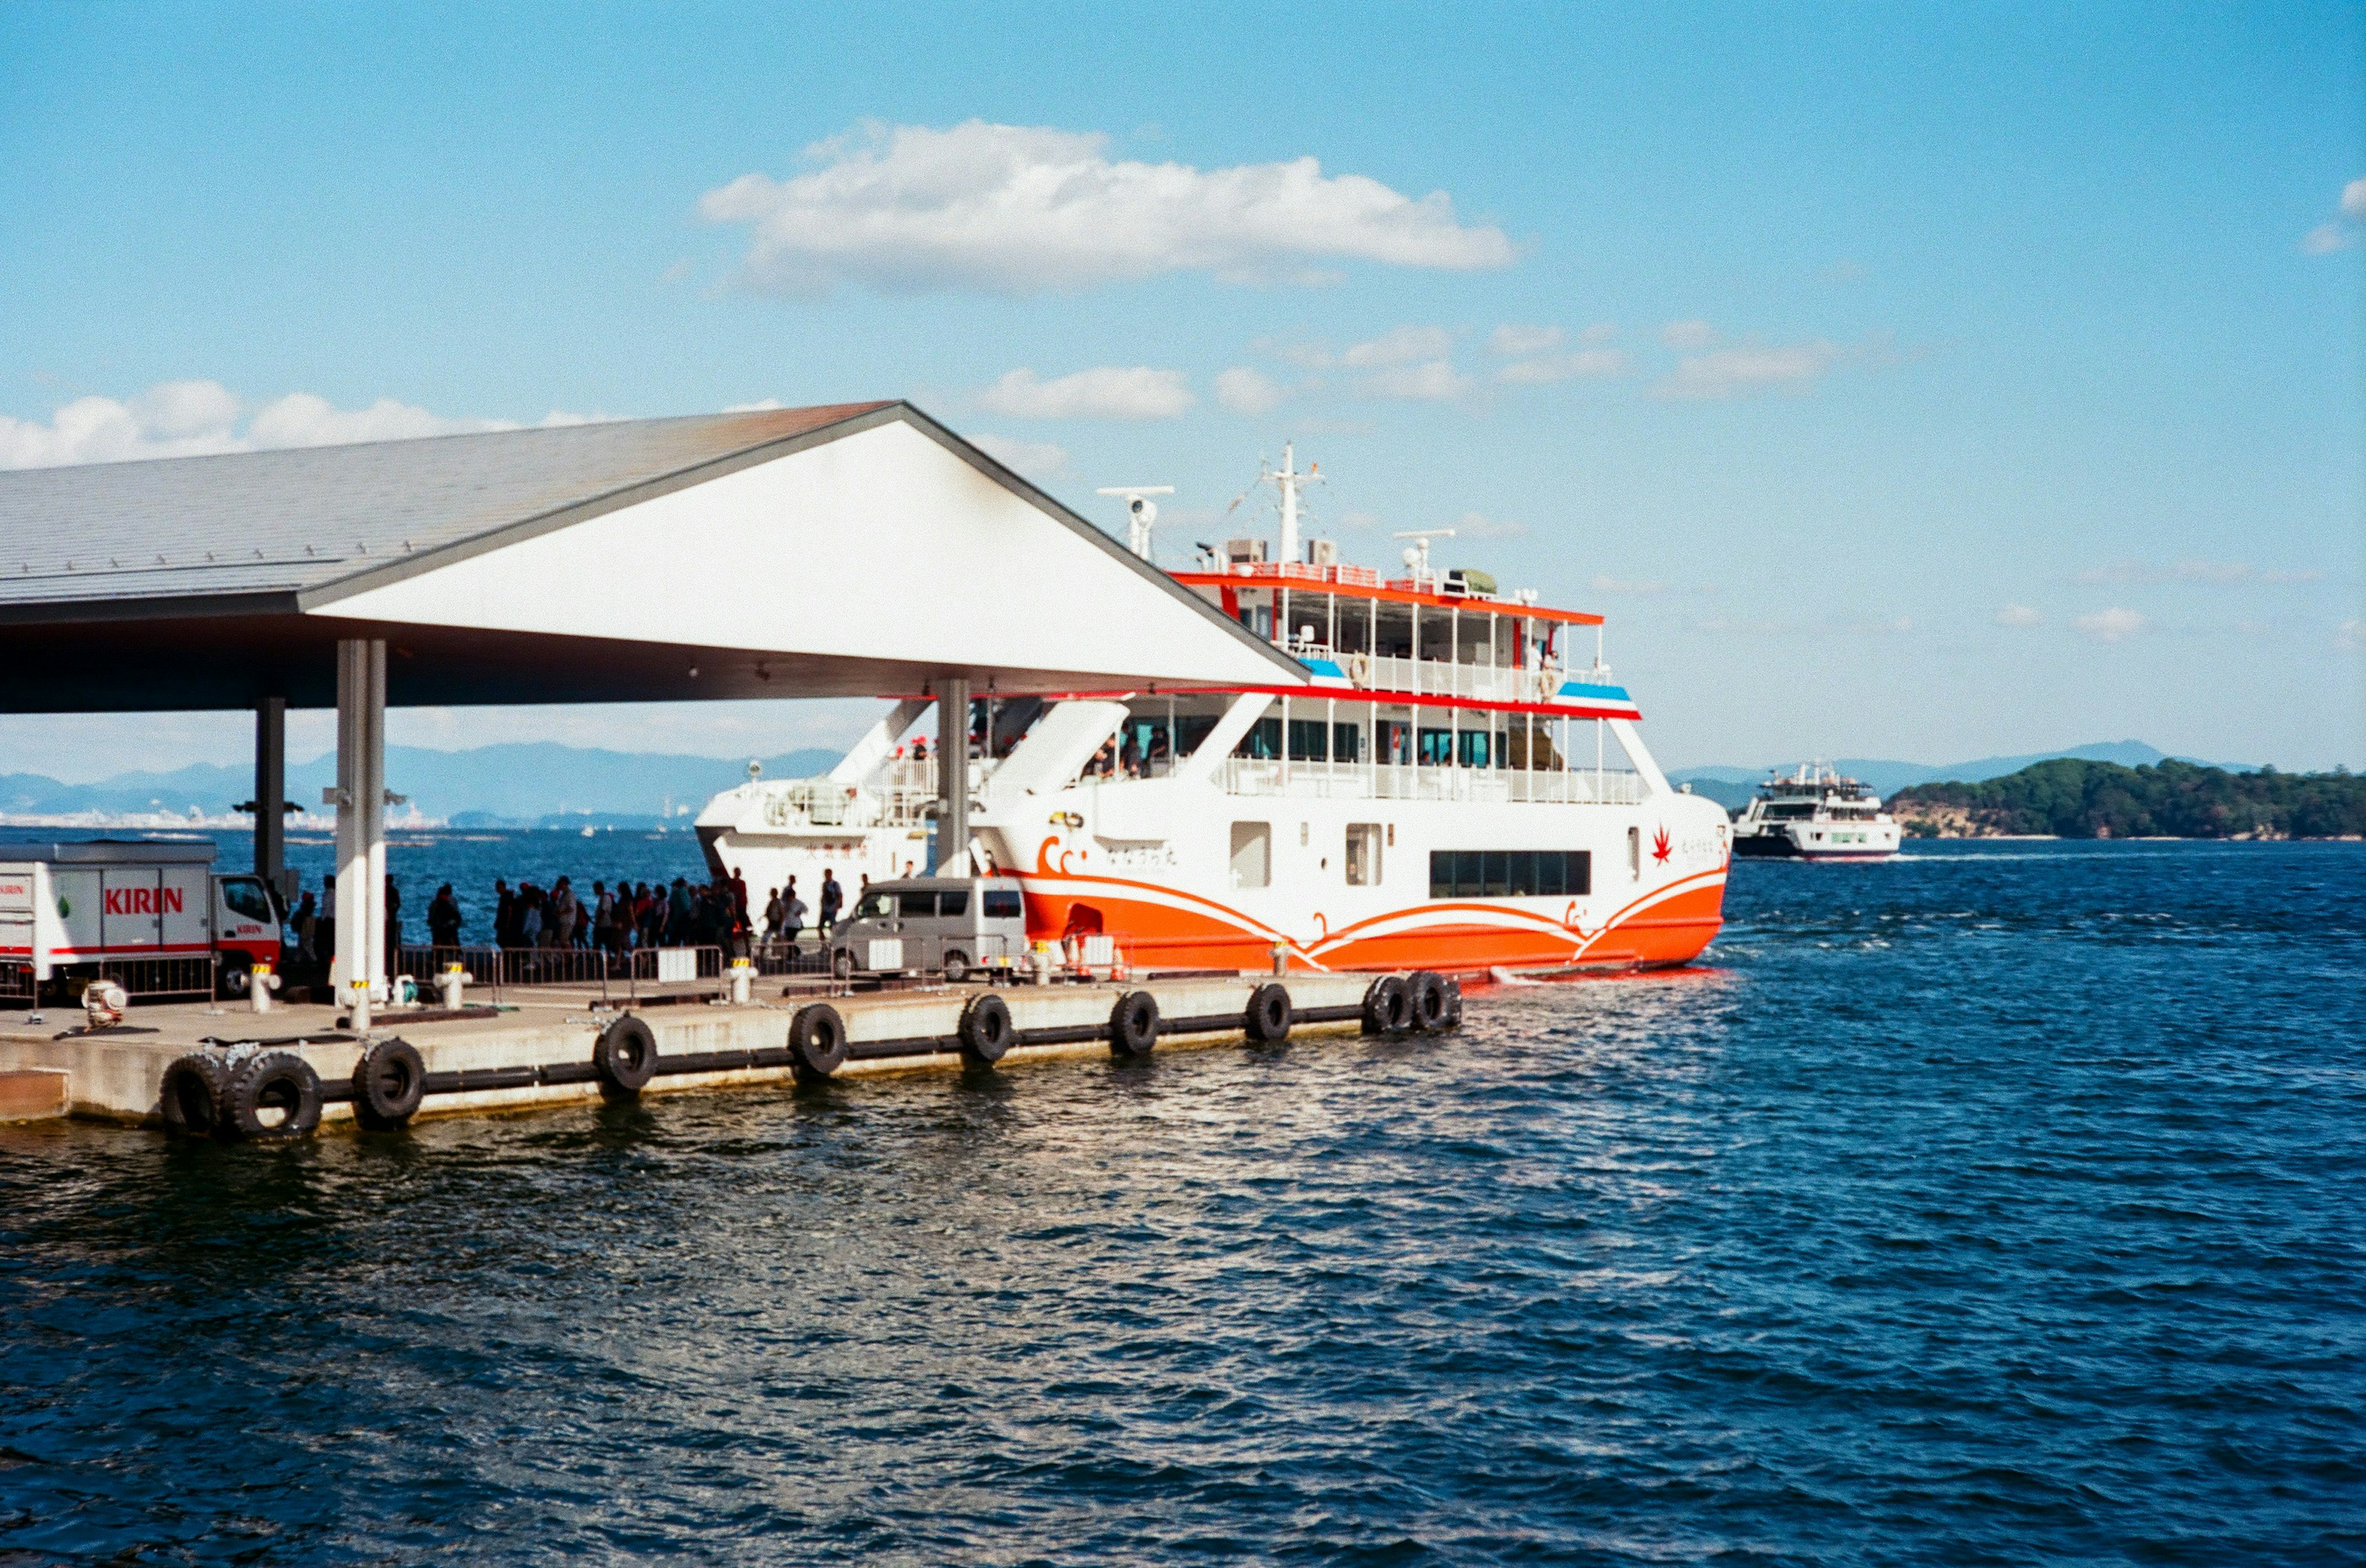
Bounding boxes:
396 943 730 1004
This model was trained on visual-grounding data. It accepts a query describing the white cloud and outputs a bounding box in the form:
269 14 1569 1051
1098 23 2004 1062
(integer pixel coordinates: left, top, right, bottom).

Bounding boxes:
1496 349 1628 384
1995 604 2043 627
699 120 1515 296
2338 618 2364 652
0 380 586 470
967 433 1068 476
1661 319 1716 350
2346 179 2366 219
1336 510 1382 530
1214 367 1284 416
1447 509 1524 539
2075 607 2146 643
1592 574 1665 595
1357 360 1473 401
1653 339 1842 400
2303 223 2353 255
1487 324 1563 357
2073 559 2322 588
978 366 1195 420
1340 325 1454 366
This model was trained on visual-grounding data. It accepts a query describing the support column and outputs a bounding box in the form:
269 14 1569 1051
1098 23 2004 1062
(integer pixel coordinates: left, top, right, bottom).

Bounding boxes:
253 696 285 892
331 638 388 1028
936 677 970 876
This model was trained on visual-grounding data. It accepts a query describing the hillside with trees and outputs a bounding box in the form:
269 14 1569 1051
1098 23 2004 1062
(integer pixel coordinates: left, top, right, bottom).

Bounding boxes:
1885 758 2365 840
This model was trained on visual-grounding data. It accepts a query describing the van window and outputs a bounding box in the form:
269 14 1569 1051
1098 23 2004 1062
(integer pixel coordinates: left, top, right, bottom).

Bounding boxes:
220 877 272 922
898 890 937 918
937 890 969 917
1229 823 1270 889
983 889 1023 919
856 890 896 920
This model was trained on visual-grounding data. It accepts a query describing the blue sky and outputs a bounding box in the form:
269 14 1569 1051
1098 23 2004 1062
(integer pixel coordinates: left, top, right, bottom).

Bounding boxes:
2 1 2359 778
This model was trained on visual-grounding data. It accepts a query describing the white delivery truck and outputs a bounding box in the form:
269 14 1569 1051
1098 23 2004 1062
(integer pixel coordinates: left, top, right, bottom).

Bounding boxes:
0 840 287 1002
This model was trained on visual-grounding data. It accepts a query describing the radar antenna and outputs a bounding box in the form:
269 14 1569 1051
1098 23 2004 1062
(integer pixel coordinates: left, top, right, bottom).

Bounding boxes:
1096 484 1176 559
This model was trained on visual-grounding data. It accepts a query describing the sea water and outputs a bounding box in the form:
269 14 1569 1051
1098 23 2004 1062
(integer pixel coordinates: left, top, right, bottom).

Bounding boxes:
1 839 2360 1564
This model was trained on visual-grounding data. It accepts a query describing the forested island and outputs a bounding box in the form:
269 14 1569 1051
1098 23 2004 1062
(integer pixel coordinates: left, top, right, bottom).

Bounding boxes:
1885 758 2365 840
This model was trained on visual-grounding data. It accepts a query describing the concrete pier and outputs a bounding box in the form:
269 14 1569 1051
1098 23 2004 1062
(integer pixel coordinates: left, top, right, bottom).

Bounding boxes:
0 972 1403 1130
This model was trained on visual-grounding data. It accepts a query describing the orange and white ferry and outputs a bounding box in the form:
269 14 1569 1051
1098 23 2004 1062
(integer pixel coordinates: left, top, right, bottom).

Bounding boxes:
956 449 1732 976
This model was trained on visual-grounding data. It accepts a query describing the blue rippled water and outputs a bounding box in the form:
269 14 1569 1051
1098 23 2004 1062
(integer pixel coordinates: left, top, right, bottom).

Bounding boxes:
2 839 2361 1564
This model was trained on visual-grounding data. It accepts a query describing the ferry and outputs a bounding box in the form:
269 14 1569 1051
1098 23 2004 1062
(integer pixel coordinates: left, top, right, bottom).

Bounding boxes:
702 448 1731 976
1729 763 1902 861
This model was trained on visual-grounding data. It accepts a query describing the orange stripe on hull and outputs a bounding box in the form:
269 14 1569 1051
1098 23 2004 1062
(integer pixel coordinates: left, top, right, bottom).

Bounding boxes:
1019 874 1727 977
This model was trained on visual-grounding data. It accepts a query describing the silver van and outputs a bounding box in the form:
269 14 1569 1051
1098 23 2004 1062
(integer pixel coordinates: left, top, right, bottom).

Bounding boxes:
829 876 1029 981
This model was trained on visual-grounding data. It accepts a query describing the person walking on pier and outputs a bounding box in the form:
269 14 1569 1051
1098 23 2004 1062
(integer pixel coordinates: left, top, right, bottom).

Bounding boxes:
427 884 462 956
818 868 842 934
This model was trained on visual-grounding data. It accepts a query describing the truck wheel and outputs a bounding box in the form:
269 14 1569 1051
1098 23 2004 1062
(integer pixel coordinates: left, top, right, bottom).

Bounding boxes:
225 1052 322 1141
941 949 970 984
352 1037 426 1130
790 1003 848 1083
1108 989 1160 1060
959 992 1013 1065
1244 982 1293 1042
217 954 253 999
593 1015 658 1096
160 1053 230 1137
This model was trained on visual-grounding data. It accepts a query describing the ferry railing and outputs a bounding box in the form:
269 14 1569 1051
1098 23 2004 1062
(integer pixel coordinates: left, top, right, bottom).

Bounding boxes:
1351 653 1564 704
1218 758 1648 805
1211 560 1384 588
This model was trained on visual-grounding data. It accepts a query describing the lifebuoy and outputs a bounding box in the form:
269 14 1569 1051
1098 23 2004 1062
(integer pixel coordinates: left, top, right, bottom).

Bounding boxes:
959 993 1014 1065
1107 989 1160 1059
159 1052 230 1137
1361 973 1412 1036
790 1002 848 1083
1348 651 1372 688
352 1037 426 1131
225 1051 322 1141
1407 971 1450 1032
594 1014 658 1095
1244 982 1292 1042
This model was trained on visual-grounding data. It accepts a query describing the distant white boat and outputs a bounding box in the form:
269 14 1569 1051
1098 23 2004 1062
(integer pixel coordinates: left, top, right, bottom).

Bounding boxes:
1730 764 1901 861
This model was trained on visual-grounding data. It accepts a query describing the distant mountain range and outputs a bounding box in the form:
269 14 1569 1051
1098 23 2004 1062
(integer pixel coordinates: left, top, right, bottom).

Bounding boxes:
0 737 2263 827
0 742 844 827
1667 741 2257 811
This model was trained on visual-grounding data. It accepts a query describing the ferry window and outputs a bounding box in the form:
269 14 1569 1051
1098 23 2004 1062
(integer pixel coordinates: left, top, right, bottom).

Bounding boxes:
1459 731 1494 769
220 878 272 922
857 891 896 920
1418 728 1455 766
1332 723 1362 763
1229 823 1271 889
1345 824 1382 885
1174 715 1219 758
1429 851 1590 898
1287 718 1331 761
898 890 937 918
983 889 1023 919
937 890 969 917
1628 826 1641 879
1234 717 1282 760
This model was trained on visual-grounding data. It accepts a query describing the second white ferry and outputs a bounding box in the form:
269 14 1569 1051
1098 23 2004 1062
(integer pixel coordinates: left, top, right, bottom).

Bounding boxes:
1729 764 1902 861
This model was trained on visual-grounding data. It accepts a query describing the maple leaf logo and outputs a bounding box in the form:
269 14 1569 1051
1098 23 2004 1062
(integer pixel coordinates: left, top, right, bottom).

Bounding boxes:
1652 826 1673 864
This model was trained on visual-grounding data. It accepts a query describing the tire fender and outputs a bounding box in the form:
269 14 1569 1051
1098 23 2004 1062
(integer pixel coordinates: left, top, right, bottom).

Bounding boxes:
958 992 1014 1065
1407 971 1450 1032
1108 989 1160 1058
159 1052 230 1137
1361 973 1412 1036
352 1036 427 1131
594 1014 659 1095
225 1051 322 1141
790 1002 848 1083
1244 982 1293 1043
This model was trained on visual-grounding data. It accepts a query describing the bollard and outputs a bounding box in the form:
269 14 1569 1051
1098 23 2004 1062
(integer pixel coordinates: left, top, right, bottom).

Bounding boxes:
1033 941 1054 987
437 962 473 1010
348 977 373 1032
728 957 754 1004
248 961 283 1014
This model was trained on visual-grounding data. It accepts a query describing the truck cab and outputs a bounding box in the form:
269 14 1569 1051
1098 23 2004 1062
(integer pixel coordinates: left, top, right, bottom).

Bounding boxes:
829 875 1028 981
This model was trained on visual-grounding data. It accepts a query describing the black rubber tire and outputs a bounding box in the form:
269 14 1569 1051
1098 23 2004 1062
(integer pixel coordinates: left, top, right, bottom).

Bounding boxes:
593 1014 658 1095
1362 973 1412 1036
941 949 970 984
1408 970 1450 1032
159 1052 230 1138
217 954 253 999
1244 982 1293 1042
351 1036 426 1131
224 1051 322 1141
790 1002 848 1083
958 992 1014 1065
1442 978 1463 1030
1108 989 1160 1059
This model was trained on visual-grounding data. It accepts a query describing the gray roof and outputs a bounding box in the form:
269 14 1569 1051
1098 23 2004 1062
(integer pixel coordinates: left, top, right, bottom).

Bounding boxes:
0 402 896 609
